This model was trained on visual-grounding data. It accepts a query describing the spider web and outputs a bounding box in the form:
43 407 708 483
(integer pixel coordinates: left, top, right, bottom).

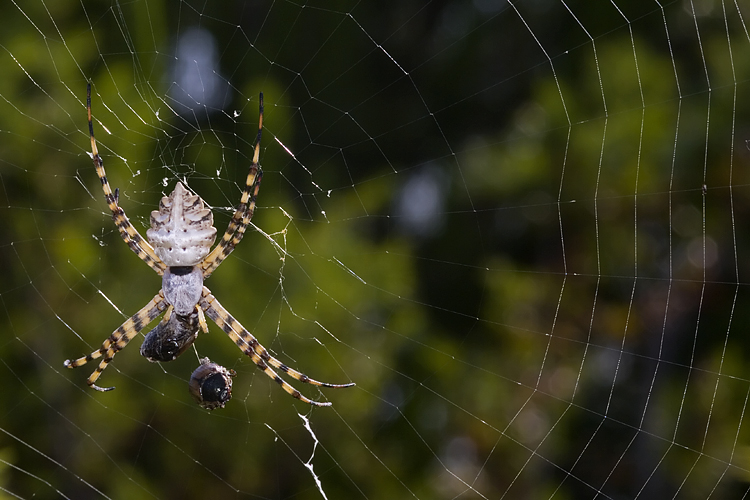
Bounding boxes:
1 0 750 498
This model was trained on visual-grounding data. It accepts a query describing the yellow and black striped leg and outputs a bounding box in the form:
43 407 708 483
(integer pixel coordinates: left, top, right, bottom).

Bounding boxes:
199 288 354 407
87 84 166 276
64 291 168 391
201 93 264 279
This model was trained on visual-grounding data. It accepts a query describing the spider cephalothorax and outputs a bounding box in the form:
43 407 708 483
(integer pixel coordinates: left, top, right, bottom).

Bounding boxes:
64 85 354 407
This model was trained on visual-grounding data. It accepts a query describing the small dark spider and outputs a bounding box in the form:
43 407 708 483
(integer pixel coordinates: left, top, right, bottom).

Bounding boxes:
64 85 354 407
189 358 236 410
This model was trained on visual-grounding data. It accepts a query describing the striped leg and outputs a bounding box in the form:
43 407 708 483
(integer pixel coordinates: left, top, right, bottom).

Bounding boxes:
64 291 167 391
87 84 166 276
199 288 354 407
201 93 264 279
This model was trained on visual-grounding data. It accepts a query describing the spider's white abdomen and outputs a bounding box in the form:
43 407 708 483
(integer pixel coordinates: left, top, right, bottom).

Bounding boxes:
147 182 217 267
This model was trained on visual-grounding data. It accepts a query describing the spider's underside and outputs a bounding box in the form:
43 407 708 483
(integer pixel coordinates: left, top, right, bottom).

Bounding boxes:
64 85 354 407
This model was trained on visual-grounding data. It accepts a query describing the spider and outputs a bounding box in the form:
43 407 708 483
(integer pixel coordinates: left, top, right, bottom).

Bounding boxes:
64 84 354 407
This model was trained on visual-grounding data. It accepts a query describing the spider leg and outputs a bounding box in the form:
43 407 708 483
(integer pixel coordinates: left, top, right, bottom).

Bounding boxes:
64 291 167 391
197 307 208 334
201 93 264 279
87 84 166 276
199 288 354 407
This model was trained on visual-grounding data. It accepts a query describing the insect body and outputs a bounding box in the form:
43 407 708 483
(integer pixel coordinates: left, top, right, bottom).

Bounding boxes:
189 358 236 410
64 85 354 407
139 305 203 362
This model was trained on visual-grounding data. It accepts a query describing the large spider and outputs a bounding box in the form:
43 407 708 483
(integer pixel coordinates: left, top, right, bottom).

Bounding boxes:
64 85 354 407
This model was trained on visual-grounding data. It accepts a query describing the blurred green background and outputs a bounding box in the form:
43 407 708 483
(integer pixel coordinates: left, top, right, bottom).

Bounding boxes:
1 0 750 498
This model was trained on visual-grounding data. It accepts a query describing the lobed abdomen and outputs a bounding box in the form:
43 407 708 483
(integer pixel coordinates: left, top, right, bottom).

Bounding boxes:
147 181 217 267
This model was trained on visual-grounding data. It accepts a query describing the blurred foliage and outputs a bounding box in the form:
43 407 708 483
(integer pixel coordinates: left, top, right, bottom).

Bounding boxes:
1 0 750 499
